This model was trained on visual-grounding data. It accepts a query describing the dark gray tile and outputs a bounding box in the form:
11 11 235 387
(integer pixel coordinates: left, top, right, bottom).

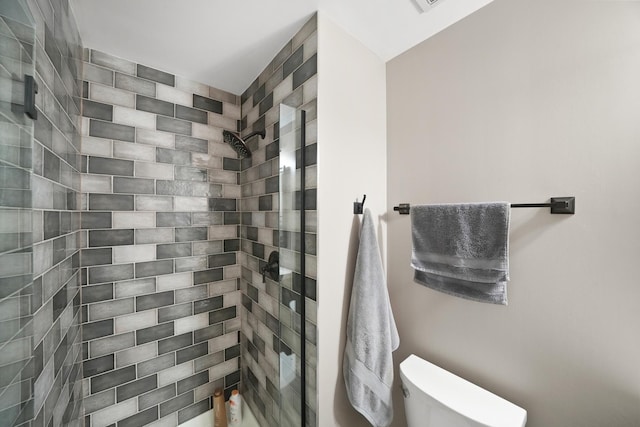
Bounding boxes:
224 212 240 225
177 371 208 395
43 148 60 182
156 212 191 227
83 319 114 342
265 140 279 161
176 342 208 365
225 344 240 361
224 239 240 252
157 243 191 259
89 264 135 284
82 212 112 229
177 398 210 425
193 268 223 285
136 322 174 345
156 148 190 165
259 92 273 117
113 177 155 194
253 84 265 107
84 389 116 414
157 302 192 323
82 283 114 304
137 64 175 86
117 406 158 427
207 253 236 268
193 296 223 314
83 100 113 121
44 210 61 240
208 198 236 212
115 72 156 97
81 248 112 266
88 157 134 176
89 229 134 247
83 354 114 378
117 375 158 402
88 194 135 211
246 227 258 241
175 105 207 124
193 323 223 343
252 242 264 259
259 195 272 211
159 390 194 418
222 158 240 171
158 332 192 355
175 227 207 242
225 370 241 388
136 291 174 311
283 45 304 78
91 365 136 394
89 120 135 142
293 53 317 90
265 176 279 194
192 94 222 114
136 95 174 117
138 384 175 411
209 306 236 325
296 143 317 167
135 260 174 278
175 136 208 154
156 116 192 136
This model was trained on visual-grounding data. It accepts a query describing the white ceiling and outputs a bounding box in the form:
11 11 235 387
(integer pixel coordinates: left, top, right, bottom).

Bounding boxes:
70 0 494 95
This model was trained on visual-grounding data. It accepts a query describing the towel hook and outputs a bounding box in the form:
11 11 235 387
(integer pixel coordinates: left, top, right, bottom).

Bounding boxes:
354 194 366 214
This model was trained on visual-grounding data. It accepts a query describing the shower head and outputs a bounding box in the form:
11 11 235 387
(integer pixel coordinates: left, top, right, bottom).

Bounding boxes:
222 130 266 158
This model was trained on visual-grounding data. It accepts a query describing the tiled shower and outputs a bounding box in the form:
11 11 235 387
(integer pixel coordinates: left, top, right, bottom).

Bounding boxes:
0 0 318 426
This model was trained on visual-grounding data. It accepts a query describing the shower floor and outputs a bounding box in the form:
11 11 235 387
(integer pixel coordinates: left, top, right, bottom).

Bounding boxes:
179 402 259 427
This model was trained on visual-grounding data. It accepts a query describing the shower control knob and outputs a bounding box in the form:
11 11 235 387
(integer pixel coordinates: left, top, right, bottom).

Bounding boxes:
261 251 279 283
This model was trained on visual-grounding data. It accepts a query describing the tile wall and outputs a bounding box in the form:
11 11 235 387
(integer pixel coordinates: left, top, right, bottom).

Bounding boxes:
238 15 318 427
2 0 86 425
79 49 244 426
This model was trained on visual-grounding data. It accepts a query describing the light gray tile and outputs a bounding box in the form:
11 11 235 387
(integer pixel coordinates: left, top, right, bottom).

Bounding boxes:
90 332 136 358
91 49 136 74
135 195 173 211
136 228 174 244
138 353 175 378
113 141 156 162
115 72 156 97
83 63 113 86
114 278 156 298
89 298 135 321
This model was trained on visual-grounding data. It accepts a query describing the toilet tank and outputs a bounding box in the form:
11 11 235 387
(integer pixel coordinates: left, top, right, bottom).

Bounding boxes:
400 354 527 427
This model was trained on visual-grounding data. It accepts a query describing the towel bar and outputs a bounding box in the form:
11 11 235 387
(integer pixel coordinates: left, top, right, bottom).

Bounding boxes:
393 197 575 215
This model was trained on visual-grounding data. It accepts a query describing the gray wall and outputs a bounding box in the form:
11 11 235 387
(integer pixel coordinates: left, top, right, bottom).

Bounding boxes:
386 0 640 426
79 49 243 426
239 14 318 427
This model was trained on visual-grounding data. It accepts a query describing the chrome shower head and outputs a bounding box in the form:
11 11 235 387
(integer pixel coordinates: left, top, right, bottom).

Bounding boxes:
222 130 266 158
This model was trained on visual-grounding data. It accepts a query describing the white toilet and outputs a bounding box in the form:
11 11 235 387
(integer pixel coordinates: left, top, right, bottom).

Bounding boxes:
400 354 527 427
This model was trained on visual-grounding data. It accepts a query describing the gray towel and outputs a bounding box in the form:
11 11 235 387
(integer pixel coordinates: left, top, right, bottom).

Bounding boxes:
344 209 399 427
410 202 510 305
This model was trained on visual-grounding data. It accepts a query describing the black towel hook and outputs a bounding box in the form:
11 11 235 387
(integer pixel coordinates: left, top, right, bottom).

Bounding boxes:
354 195 366 214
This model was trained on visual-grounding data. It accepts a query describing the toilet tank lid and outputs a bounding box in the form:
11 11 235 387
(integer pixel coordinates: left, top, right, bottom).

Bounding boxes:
400 354 527 427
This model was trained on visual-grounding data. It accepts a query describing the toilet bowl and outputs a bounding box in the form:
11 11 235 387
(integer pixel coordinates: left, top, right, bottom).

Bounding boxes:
400 354 526 427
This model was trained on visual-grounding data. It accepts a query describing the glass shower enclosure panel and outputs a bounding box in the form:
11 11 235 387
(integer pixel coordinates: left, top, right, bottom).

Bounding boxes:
0 0 37 425
278 104 307 427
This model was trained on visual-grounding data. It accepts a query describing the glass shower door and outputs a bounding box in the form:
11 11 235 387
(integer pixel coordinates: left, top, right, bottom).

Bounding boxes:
0 1 36 424
278 104 308 427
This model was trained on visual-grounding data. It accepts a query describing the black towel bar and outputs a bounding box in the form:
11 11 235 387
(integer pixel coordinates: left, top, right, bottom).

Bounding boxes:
393 197 575 215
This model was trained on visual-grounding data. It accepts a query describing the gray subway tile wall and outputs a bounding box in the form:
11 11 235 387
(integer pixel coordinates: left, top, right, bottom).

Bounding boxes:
1 0 87 425
239 14 318 427
80 48 243 426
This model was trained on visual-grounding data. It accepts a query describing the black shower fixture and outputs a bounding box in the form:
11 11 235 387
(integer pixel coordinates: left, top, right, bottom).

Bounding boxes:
222 129 266 158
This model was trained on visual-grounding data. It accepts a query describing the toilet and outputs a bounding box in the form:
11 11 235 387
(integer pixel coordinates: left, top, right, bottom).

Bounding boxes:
400 355 527 427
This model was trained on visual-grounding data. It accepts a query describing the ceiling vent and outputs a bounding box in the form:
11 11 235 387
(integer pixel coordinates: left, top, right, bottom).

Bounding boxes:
414 0 447 13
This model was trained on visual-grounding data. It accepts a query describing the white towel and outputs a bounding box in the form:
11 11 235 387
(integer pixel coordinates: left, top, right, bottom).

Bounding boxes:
344 209 399 427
